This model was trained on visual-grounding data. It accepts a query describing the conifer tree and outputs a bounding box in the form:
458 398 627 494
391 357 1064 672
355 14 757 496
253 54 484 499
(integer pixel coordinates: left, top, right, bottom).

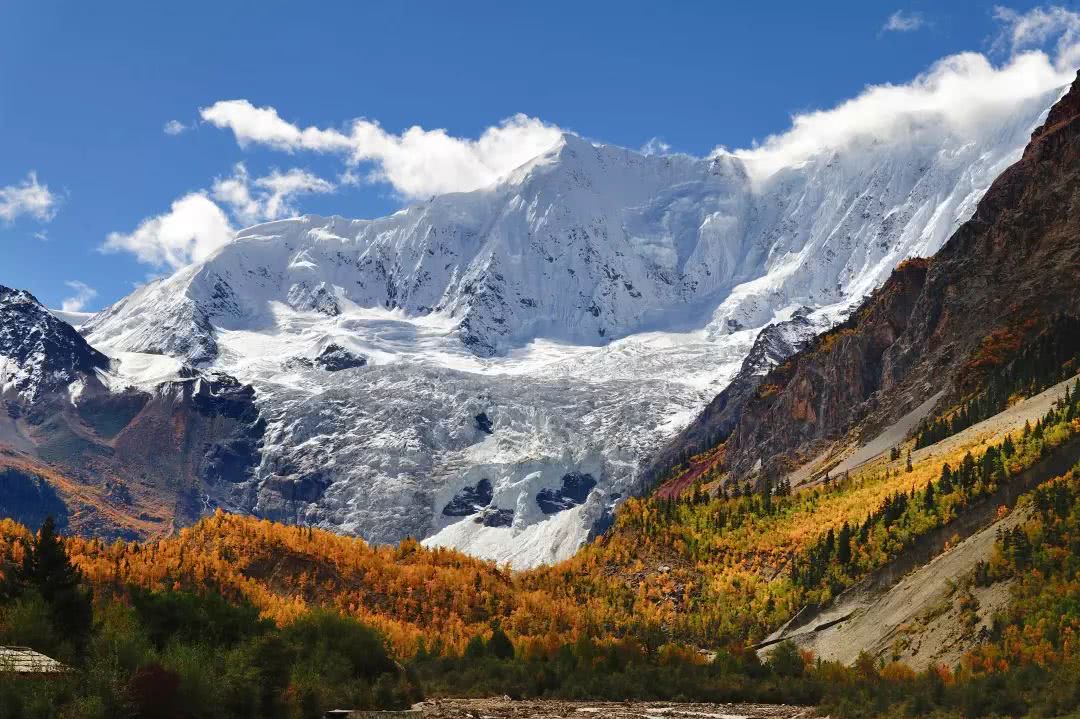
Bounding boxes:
486 621 515 660
11 516 92 651
837 522 852 566
939 464 954 494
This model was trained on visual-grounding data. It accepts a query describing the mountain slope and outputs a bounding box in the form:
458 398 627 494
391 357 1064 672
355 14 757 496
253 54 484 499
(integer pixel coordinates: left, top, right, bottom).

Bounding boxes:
74 86 1064 566
0 285 266 539
710 71 1080 487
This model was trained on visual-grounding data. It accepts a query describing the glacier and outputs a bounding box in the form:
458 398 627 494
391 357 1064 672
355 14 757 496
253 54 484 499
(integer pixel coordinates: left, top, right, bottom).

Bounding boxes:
83 86 1061 567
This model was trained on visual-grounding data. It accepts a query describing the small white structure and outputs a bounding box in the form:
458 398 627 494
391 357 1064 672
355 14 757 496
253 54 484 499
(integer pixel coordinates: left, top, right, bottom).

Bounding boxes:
323 710 422 719
0 646 70 675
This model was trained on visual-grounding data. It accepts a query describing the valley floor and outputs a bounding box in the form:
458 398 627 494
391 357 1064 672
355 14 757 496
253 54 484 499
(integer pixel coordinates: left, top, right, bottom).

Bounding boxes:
417 699 814 718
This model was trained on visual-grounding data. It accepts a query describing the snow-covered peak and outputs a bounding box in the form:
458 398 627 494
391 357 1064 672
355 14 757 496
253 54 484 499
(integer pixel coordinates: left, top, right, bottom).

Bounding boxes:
87 81 1060 366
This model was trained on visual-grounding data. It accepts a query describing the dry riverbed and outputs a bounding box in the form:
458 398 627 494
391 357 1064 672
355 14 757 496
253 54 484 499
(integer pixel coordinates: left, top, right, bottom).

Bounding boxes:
417 698 815 718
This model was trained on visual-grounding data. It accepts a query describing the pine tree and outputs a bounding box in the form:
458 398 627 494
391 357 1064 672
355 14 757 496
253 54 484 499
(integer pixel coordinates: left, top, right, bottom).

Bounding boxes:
939 464 954 495
12 516 92 651
905 450 913 473
837 522 852 566
486 621 515 660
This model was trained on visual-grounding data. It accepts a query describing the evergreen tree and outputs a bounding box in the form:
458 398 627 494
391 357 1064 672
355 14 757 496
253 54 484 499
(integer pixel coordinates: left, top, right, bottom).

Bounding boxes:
486 622 515 660
11 516 92 651
837 522 852 566
464 634 486 659
939 464 954 495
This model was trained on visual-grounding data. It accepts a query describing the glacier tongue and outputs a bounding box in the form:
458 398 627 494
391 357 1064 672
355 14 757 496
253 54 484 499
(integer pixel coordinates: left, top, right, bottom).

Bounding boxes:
84 86 1061 567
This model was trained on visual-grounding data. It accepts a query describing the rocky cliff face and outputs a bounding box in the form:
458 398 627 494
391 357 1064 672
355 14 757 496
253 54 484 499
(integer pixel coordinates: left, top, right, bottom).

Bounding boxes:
0 285 265 539
719 72 1080 483
0 287 109 401
644 309 826 489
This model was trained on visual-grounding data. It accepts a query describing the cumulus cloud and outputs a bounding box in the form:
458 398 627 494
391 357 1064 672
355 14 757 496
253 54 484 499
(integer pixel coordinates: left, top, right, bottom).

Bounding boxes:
163 120 189 135
0 172 59 223
61 281 98 313
728 6 1080 180
883 10 925 32
102 193 235 270
200 100 564 198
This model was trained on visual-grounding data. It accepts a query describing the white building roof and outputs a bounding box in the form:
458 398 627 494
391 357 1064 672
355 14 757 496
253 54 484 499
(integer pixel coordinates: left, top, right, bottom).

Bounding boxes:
0 646 70 674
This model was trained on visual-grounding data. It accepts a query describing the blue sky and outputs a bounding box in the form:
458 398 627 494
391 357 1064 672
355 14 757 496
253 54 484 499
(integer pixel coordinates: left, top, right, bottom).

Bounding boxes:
1 0 1076 311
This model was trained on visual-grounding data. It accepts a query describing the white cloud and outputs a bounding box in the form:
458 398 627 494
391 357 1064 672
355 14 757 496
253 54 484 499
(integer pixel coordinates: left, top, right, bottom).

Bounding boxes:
640 137 672 156
254 167 335 220
102 193 235 270
211 164 335 226
200 100 353 152
163 120 188 135
994 5 1080 70
726 7 1079 181
104 164 336 268
61 281 98 312
200 100 564 199
0 172 59 223
883 10 925 33
338 169 362 186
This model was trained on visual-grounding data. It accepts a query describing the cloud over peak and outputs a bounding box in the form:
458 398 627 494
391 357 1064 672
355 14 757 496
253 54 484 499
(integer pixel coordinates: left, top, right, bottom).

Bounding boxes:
102 193 234 270
102 163 337 270
728 6 1080 180
212 164 335 227
200 100 564 199
105 5 1080 272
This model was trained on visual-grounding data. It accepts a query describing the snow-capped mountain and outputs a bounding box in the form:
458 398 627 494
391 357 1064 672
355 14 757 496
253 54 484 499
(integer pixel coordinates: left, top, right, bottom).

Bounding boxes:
82 85 1061 567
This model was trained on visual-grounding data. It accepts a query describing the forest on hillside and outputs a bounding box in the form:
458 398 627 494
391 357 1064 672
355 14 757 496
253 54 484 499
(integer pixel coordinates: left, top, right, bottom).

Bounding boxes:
2 373 1079 717
4 459 1080 717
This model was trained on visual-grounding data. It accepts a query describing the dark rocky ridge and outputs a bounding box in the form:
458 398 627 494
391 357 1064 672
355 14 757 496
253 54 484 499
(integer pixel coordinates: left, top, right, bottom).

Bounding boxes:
0 285 266 539
0 286 109 400
716 73 1080 483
